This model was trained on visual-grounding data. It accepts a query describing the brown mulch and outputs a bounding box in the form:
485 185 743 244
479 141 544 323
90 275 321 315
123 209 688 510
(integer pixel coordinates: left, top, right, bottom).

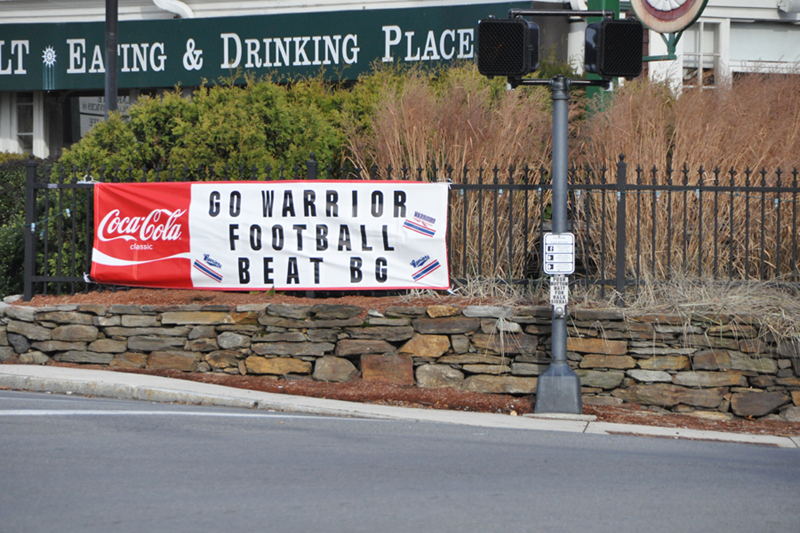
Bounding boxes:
8 289 800 438
20 288 495 316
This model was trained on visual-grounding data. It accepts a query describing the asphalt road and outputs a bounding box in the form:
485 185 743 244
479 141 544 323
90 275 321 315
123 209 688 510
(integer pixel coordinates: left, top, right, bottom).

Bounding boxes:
1 390 798 533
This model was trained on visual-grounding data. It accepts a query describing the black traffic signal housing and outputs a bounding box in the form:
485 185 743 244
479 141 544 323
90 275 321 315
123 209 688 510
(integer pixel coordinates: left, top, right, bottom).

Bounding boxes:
477 17 539 78
585 19 644 80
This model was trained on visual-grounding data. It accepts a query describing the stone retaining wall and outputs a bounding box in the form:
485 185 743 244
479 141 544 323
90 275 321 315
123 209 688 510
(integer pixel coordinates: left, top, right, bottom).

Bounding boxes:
2 302 799 421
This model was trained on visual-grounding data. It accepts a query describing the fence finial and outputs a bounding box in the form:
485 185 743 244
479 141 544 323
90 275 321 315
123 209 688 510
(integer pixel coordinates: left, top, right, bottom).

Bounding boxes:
306 153 318 180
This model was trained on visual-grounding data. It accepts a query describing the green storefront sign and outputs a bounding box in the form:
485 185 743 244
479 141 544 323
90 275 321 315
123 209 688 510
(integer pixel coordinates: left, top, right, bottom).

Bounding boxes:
0 2 529 91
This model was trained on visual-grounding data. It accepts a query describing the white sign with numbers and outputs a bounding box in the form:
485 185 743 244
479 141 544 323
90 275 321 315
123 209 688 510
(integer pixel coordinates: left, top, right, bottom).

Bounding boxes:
543 233 575 275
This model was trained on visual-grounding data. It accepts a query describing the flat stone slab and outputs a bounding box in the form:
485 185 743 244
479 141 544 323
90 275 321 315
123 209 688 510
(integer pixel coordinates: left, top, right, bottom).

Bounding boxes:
461 375 537 394
245 356 311 375
344 325 414 342
53 350 114 365
462 306 514 319
251 342 334 357
612 383 725 408
626 369 672 383
148 351 200 372
361 354 413 385
567 337 627 355
673 371 747 388
579 355 636 370
575 369 624 389
161 311 233 325
426 305 461 318
205 350 240 370
127 336 185 352
412 316 480 335
36 311 94 325
416 364 464 389
7 320 52 341
335 339 395 357
398 334 450 359
470 333 538 355
51 325 99 342
313 356 358 382
309 304 361 320
731 391 790 417
638 356 690 371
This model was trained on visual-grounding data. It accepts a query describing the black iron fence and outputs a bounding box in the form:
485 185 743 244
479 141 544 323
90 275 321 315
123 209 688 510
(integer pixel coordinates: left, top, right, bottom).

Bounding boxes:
21 156 800 300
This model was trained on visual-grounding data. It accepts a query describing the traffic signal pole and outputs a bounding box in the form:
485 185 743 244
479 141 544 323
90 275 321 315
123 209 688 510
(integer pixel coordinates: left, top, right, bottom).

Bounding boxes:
515 75 603 413
534 74 581 413
512 74 608 413
478 9 643 413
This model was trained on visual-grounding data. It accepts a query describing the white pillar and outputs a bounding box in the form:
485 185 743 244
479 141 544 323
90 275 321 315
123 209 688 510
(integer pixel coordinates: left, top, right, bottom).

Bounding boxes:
717 18 731 86
33 91 49 158
648 30 684 95
0 93 12 152
567 20 587 75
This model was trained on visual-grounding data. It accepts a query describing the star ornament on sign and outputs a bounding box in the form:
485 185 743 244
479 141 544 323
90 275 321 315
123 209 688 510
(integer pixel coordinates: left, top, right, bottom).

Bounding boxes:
631 0 708 33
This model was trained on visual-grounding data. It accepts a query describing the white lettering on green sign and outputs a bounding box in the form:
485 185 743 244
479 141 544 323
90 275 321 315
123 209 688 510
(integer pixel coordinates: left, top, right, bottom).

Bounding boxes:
381 25 473 63
67 38 166 74
0 40 29 75
220 32 359 69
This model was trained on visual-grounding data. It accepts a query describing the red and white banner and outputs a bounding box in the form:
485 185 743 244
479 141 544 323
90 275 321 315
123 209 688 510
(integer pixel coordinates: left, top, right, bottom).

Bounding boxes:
91 181 450 290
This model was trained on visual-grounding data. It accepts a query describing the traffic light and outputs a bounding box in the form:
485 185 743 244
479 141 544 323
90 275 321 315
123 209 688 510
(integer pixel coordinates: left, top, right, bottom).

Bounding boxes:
477 18 539 78
584 19 644 80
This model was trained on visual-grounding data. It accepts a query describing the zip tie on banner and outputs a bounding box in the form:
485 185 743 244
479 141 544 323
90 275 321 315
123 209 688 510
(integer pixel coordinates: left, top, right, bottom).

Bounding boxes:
83 273 94 283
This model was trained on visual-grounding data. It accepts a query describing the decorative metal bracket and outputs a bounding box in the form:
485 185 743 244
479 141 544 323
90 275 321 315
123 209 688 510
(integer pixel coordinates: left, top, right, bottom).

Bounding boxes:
643 31 683 62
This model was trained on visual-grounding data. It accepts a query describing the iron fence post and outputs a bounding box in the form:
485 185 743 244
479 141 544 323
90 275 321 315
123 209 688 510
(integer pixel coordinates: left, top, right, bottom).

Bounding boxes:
305 153 318 300
615 155 627 304
23 159 37 301
306 153 318 180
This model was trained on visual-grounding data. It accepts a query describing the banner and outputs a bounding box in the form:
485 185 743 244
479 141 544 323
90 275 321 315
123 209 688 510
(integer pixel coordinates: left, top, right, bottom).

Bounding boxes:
91 181 450 291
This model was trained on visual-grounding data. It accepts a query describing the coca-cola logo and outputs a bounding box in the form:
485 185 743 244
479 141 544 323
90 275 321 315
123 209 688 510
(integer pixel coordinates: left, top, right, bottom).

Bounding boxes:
97 208 186 243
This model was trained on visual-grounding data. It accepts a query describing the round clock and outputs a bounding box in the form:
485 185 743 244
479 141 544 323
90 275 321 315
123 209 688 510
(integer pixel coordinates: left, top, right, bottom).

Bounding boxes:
630 0 708 33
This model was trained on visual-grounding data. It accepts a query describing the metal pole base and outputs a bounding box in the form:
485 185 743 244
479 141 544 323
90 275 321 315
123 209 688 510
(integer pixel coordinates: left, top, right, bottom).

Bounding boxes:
534 361 582 414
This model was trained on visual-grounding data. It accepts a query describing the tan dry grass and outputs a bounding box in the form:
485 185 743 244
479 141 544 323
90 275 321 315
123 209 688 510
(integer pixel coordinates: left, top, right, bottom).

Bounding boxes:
344 67 800 285
566 273 800 343
345 66 576 279
575 73 800 283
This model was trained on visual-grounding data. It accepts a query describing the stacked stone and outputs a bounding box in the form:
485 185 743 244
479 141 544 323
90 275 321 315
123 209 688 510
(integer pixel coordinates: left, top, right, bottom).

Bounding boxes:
1 302 799 421
563 310 800 421
399 304 544 394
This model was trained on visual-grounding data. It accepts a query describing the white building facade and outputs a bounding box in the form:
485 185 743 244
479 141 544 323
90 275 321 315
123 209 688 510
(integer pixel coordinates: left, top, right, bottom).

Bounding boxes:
644 1 800 91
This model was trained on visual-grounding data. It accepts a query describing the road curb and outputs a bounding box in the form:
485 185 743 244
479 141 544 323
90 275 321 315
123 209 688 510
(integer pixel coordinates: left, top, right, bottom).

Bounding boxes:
1 365 798 448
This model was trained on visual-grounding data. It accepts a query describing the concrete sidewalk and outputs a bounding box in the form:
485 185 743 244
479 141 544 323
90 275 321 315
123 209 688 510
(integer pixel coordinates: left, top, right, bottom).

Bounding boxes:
1 365 798 449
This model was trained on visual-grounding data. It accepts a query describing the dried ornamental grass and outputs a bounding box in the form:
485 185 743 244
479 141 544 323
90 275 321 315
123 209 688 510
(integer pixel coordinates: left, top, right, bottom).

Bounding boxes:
575 74 800 283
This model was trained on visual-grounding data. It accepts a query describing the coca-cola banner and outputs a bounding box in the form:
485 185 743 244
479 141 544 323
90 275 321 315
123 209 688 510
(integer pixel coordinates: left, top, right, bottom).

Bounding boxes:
91 181 450 291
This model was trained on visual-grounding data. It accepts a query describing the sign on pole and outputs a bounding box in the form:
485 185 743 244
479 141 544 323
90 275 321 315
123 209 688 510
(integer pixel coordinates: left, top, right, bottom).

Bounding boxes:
629 0 709 33
543 232 575 275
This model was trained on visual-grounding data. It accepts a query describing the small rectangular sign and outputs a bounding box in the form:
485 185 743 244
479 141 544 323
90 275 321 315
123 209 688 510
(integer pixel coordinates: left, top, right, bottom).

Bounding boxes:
543 232 575 276
549 274 569 306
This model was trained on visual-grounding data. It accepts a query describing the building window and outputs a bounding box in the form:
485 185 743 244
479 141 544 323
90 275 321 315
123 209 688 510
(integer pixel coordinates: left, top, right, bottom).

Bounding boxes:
683 21 721 90
17 92 33 153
